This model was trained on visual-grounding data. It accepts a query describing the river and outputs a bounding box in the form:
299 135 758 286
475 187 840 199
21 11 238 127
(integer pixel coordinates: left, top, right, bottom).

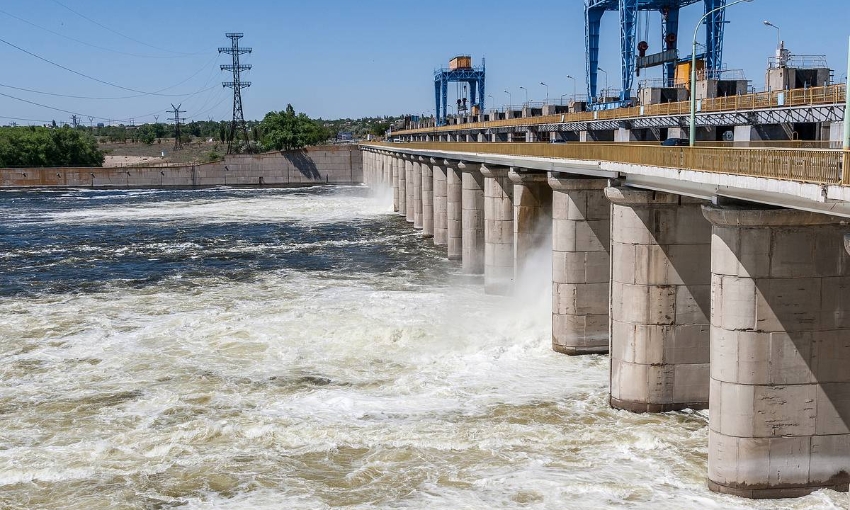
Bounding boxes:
0 186 843 509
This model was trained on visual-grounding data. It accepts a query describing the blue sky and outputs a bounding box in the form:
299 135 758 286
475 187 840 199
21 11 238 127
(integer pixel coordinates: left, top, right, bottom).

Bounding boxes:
0 0 846 124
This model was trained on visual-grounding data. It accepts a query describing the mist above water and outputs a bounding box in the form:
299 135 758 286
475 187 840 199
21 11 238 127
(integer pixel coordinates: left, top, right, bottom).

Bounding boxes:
0 186 843 509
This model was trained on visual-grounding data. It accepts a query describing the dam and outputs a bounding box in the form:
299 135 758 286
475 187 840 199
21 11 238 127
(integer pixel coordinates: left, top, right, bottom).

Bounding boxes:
360 138 850 499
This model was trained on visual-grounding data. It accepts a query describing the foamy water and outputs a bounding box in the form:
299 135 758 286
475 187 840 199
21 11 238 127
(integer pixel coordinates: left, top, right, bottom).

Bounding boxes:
0 186 844 509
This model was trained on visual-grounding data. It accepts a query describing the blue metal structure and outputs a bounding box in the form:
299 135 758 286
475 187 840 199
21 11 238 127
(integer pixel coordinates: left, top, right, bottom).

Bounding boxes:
585 0 727 109
434 59 486 127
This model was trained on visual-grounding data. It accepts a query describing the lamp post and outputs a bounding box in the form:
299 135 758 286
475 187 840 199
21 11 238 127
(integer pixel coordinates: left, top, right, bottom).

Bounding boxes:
763 20 781 49
504 90 512 110
597 67 608 100
690 0 755 147
540 82 549 104
566 75 577 102
519 86 528 106
844 36 850 151
487 94 494 110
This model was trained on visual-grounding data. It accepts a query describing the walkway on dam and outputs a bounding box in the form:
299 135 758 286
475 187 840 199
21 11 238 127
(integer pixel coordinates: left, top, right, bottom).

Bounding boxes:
359 144 850 500
394 83 846 137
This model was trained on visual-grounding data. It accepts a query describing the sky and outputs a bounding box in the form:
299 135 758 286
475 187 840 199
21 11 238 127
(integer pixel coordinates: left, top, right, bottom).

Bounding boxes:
0 0 846 125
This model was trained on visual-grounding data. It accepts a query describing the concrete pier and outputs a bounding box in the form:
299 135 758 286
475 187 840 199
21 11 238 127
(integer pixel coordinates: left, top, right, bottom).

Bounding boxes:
481 165 514 295
460 162 485 274
421 160 434 238
413 158 423 229
704 206 850 498
550 176 611 355
392 155 400 212
510 169 552 284
405 157 414 222
397 156 407 216
446 161 463 261
432 159 448 246
606 187 712 413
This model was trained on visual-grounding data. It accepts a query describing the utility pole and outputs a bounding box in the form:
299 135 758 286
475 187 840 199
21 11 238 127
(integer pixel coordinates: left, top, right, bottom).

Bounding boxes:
219 32 252 154
167 103 186 151
87 116 94 128
154 115 159 124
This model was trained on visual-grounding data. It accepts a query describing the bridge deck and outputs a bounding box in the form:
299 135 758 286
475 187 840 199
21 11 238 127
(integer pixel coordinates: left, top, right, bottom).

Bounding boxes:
367 141 848 186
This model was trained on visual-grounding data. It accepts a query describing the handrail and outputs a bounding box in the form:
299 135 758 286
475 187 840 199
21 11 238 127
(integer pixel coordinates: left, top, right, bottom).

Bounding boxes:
395 83 846 135
364 141 845 186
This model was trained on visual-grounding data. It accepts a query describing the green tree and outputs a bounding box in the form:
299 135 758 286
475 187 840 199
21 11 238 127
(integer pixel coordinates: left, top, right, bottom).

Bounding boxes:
0 126 103 167
138 125 156 145
259 104 330 151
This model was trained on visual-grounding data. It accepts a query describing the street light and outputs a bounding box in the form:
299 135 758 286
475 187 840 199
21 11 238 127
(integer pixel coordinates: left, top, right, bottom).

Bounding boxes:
519 86 528 106
690 0 755 147
540 82 549 104
504 90 512 110
487 94 494 110
566 75 577 102
597 68 608 100
763 20 781 49
844 36 849 152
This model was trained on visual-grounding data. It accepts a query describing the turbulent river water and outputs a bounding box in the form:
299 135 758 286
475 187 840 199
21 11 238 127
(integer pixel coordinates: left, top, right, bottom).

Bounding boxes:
0 185 844 509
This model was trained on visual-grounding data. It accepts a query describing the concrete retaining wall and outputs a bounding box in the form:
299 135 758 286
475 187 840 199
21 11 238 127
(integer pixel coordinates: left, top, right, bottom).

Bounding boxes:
0 145 362 188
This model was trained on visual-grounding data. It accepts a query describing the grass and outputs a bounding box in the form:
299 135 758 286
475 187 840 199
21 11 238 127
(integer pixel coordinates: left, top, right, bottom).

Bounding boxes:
99 139 225 165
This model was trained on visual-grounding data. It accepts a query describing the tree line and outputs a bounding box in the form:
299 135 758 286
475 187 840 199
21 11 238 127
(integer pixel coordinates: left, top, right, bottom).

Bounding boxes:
0 105 395 166
0 126 103 167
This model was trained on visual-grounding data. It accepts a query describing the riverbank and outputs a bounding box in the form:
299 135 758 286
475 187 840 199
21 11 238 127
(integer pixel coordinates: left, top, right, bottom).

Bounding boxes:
0 145 362 188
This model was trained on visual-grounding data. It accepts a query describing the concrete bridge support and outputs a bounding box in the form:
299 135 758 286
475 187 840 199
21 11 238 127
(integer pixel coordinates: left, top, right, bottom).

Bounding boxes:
392 155 400 213
550 177 611 355
421 160 434 238
460 162 485 274
446 161 463 260
704 206 850 498
605 187 712 412
432 159 448 246
396 156 407 216
413 158 423 230
510 170 552 286
364 151 372 186
481 165 514 295
405 157 414 223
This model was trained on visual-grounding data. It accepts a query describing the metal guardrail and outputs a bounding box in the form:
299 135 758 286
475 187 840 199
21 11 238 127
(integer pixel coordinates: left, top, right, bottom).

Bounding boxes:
395 84 846 135
364 141 847 186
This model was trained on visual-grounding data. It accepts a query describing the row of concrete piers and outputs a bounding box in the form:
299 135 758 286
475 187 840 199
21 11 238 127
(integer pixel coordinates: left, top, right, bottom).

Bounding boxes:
361 148 850 499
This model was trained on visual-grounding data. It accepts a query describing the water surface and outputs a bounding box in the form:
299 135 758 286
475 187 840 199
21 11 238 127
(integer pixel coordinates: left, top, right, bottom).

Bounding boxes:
0 186 843 509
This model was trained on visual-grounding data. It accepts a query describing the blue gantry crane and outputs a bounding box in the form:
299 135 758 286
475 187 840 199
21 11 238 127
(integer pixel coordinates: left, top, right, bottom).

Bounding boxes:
585 0 728 109
434 56 486 127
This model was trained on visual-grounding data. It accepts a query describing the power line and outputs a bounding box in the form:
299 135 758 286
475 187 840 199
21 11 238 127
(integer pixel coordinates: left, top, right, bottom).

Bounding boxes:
0 89 169 124
49 0 206 57
186 92 229 121
0 36 219 97
0 115 52 124
0 82 218 100
0 8 189 59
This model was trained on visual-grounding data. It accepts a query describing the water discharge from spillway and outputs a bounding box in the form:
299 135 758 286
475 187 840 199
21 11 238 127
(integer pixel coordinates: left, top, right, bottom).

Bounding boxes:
0 186 843 509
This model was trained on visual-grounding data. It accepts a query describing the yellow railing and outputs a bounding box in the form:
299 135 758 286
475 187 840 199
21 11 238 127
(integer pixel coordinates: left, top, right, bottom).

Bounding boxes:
396 84 846 135
364 142 845 186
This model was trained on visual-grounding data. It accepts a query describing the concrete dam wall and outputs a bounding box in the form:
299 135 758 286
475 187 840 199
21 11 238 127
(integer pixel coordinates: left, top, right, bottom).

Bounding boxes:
0 145 363 188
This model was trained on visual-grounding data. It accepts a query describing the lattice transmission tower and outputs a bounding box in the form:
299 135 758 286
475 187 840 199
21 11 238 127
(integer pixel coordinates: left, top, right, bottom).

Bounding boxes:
167 103 185 151
219 32 252 154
